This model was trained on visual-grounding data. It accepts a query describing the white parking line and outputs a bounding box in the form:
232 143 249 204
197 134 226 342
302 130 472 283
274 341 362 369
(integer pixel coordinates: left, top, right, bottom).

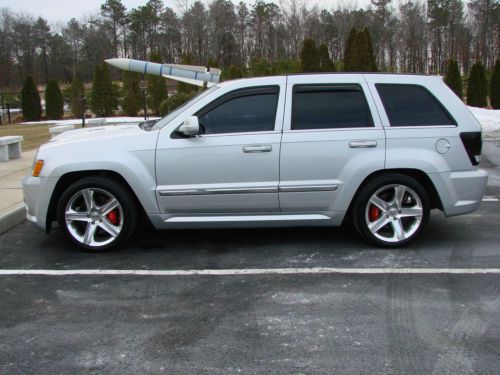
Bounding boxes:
0 268 499 276
482 196 499 202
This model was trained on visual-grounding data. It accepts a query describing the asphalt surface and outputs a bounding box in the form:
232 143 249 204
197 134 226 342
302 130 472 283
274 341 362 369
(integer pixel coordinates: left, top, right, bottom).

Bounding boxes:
2 139 500 374
1 182 500 374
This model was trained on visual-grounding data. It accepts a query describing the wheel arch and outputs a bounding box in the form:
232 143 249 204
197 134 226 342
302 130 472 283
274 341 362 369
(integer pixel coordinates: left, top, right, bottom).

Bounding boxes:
343 168 443 224
46 170 149 232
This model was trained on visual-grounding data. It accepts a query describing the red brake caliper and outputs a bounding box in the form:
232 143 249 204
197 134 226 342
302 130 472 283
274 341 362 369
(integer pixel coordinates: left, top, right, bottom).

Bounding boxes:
369 205 381 221
106 209 119 225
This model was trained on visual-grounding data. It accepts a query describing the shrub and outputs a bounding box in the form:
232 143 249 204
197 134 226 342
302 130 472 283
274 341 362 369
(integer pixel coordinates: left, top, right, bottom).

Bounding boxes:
300 39 320 73
45 80 64 120
69 78 84 118
444 60 463 99
90 62 118 116
467 62 488 107
21 76 42 121
122 71 142 116
490 60 500 109
318 44 336 72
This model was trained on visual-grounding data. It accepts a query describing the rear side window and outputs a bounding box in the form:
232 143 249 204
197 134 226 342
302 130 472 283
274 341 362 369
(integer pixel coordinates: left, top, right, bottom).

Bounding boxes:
376 84 456 126
292 85 374 130
196 86 279 134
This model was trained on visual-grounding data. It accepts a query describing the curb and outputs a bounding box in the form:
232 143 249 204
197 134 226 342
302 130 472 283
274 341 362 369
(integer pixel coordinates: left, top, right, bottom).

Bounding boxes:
0 203 26 235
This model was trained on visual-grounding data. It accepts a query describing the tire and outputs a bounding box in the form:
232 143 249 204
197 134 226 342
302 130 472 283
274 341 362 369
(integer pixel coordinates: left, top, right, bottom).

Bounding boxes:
57 176 137 251
352 173 430 248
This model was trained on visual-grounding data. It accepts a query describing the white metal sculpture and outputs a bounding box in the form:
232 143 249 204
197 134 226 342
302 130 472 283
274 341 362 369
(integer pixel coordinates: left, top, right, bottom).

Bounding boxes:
105 58 221 87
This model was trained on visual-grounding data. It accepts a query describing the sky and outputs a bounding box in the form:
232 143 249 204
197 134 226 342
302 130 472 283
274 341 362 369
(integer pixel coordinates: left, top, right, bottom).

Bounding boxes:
0 0 371 23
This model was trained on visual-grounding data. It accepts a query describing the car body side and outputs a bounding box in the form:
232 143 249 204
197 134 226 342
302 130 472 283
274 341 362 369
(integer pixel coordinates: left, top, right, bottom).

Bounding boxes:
23 73 488 233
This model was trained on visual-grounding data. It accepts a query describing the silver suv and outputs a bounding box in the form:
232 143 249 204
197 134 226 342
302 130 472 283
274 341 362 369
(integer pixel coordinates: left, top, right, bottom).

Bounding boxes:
23 74 488 250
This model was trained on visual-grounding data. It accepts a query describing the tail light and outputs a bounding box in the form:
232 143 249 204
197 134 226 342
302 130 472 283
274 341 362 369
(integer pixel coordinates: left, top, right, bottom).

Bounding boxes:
460 132 482 166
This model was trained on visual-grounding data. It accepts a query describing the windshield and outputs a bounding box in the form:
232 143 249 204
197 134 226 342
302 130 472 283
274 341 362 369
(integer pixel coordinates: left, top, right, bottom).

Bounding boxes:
152 85 219 130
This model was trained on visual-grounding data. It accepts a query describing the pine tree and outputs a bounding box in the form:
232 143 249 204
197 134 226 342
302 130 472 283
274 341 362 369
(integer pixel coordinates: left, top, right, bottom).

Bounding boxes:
344 29 377 72
147 53 167 115
363 28 377 72
300 39 320 73
45 80 64 120
467 62 488 107
343 28 357 71
69 78 84 118
90 63 118 116
121 71 142 116
490 60 500 109
318 44 336 72
444 60 463 99
21 76 42 121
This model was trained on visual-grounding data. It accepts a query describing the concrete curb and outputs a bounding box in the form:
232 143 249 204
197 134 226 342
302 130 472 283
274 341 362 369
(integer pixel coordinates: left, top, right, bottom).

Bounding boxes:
0 203 26 235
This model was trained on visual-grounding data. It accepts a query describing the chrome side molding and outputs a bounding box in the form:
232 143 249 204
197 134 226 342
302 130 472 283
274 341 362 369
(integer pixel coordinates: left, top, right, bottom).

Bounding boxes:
159 184 339 196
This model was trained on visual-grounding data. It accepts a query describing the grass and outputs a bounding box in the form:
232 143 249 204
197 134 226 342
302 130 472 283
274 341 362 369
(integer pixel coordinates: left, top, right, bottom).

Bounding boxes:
0 124 51 151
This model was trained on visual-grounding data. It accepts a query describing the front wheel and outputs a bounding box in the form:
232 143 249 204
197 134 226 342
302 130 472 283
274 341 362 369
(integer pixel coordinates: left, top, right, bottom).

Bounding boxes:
57 177 137 251
352 174 430 247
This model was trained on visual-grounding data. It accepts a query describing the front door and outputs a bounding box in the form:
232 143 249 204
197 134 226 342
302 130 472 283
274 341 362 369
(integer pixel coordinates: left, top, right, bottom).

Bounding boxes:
155 79 286 215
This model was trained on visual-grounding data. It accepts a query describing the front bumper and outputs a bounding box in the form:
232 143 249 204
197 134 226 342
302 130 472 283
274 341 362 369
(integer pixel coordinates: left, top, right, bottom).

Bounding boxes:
22 175 58 232
429 169 488 217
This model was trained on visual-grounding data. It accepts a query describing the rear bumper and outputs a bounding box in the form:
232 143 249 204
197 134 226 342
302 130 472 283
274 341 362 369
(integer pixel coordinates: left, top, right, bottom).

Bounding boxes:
22 175 58 232
429 169 488 217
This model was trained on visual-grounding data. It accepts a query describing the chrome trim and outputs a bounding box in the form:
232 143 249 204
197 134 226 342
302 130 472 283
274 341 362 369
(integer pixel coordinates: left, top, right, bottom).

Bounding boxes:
283 127 378 134
159 186 277 196
159 184 339 196
278 185 339 193
349 140 377 148
242 144 272 153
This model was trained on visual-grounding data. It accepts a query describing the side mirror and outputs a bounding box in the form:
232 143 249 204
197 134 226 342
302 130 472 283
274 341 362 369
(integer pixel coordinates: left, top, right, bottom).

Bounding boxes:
178 116 200 137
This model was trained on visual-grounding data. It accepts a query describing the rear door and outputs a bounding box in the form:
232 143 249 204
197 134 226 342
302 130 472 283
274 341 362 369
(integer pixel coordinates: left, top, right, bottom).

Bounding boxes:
279 74 386 216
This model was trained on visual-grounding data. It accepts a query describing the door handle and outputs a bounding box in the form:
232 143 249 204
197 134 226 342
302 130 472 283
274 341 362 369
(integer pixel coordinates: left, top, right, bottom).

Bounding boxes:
243 145 272 153
349 140 377 148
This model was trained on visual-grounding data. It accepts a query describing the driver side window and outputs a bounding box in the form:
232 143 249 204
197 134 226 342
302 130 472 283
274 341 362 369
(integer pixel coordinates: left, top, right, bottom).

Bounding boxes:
196 86 279 134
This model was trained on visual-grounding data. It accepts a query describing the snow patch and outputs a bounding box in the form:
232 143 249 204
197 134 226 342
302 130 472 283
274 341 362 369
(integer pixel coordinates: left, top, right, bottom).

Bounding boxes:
468 107 500 138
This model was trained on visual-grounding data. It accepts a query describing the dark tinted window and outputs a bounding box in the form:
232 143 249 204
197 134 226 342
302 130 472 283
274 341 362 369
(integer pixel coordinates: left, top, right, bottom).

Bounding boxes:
197 87 278 134
292 85 373 130
376 84 456 126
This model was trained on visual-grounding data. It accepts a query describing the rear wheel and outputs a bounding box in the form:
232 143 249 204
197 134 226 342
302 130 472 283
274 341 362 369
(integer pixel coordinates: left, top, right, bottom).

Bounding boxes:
353 174 430 247
57 177 137 251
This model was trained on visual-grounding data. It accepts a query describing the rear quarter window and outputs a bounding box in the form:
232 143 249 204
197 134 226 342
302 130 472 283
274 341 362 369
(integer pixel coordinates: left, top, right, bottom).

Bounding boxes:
376 84 456 127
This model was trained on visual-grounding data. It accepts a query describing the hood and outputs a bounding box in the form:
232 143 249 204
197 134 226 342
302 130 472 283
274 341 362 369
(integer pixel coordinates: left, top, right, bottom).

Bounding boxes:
49 124 142 143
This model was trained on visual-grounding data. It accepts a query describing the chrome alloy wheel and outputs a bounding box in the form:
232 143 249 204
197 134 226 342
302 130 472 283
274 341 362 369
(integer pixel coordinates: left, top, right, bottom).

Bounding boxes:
64 188 124 248
365 184 423 243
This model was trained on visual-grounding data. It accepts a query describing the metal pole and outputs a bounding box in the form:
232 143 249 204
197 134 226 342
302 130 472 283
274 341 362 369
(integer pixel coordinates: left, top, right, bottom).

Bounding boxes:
141 74 147 121
7 103 11 123
81 95 86 128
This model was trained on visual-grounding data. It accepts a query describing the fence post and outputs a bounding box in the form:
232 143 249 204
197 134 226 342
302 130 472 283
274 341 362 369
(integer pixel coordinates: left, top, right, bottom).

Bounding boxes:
0 94 4 125
81 96 86 128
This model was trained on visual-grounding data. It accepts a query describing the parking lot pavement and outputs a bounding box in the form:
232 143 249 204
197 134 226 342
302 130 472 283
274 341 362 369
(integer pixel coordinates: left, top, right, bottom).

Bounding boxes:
1 191 500 373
